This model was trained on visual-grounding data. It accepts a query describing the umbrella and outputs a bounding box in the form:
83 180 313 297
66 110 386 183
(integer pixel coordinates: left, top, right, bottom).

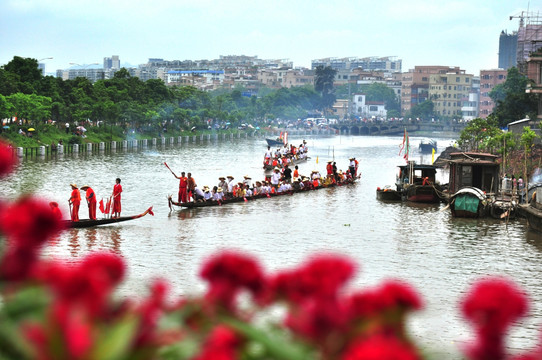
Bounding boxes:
76 126 87 132
2 126 9 129
28 128 35 131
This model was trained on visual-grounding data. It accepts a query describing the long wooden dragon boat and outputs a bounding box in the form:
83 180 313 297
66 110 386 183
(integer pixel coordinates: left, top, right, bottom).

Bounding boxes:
168 180 356 209
63 206 154 229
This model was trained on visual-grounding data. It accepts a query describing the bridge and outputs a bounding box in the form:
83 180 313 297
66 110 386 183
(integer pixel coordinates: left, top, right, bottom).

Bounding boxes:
331 121 468 136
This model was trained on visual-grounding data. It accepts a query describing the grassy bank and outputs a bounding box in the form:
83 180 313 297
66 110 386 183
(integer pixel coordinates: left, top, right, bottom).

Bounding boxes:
0 123 249 149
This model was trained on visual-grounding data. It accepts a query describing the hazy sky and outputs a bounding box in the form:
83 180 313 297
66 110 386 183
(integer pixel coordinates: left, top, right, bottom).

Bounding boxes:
1 0 540 75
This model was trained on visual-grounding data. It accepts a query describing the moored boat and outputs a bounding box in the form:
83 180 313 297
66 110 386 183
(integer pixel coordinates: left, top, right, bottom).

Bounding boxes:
63 206 154 228
489 197 517 219
445 152 500 218
419 139 437 154
396 162 442 203
376 186 402 201
518 187 542 233
449 187 489 218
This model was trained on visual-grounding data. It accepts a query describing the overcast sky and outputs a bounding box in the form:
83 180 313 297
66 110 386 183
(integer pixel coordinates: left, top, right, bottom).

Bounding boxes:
1 0 540 75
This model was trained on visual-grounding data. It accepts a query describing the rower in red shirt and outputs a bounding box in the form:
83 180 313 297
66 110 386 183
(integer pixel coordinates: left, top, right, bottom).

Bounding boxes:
69 183 81 221
112 178 122 218
80 185 97 220
173 171 188 203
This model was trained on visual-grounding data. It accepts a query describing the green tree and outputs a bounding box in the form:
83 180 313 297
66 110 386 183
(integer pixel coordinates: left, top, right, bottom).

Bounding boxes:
314 66 337 113
457 117 500 151
364 83 400 113
489 67 537 127
409 100 434 119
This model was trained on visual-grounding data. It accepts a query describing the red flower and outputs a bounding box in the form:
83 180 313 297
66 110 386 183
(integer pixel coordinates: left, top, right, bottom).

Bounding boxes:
342 334 420 360
270 254 356 304
200 251 265 308
0 196 65 247
462 277 528 332
461 277 529 360
41 252 125 317
193 325 241 360
285 298 348 342
377 280 423 312
0 140 16 178
134 278 169 347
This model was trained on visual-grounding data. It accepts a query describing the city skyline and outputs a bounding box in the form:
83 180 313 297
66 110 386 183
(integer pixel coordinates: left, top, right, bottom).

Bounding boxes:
1 0 540 76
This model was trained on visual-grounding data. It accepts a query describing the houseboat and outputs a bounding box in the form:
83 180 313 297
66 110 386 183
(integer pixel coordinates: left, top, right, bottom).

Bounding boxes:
396 161 442 203
446 152 500 218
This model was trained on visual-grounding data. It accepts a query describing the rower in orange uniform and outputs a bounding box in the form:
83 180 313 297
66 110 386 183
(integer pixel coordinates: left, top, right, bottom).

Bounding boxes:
80 185 97 220
173 171 188 203
111 178 122 218
69 183 81 221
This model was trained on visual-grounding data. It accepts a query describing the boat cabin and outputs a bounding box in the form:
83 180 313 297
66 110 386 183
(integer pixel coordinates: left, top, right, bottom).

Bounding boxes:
447 152 500 194
396 161 437 189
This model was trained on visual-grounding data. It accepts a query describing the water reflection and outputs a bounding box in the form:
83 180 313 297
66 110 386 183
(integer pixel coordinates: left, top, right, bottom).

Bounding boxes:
5 135 542 355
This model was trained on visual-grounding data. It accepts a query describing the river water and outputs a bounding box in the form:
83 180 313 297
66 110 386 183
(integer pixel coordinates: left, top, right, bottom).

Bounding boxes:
2 134 542 358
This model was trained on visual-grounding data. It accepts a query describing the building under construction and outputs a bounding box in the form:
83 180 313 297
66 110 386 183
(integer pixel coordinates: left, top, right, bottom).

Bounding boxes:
513 11 542 74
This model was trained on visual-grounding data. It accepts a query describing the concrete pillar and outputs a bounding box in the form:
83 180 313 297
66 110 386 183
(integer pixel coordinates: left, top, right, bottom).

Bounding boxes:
37 146 45 156
86 143 92 152
152 138 157 146
178 136 182 144
99 142 105 151
16 147 23 157
192 135 196 142
122 140 128 148
184 136 189 143
111 141 116 150
57 144 64 154
207 134 211 141
73 144 79 153
200 135 203 141
133 140 138 148
142 139 148 147
170 137 174 144
161 137 166 145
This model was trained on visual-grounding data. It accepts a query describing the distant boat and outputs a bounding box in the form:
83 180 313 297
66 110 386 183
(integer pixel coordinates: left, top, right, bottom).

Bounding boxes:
266 138 285 146
419 139 437 154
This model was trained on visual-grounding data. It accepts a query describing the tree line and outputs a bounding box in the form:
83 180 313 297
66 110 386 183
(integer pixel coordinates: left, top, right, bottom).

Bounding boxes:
0 57 350 134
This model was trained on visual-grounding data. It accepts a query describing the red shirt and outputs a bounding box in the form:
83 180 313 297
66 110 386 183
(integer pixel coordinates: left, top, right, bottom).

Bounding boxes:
86 187 96 203
179 177 188 189
113 184 122 199
70 189 81 204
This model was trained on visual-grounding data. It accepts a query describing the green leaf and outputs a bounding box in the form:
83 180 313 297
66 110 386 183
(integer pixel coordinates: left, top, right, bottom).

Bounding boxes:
92 315 139 360
224 318 311 360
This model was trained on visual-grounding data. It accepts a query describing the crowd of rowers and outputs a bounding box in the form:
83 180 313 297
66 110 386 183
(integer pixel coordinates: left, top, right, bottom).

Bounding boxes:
171 157 359 204
263 141 309 168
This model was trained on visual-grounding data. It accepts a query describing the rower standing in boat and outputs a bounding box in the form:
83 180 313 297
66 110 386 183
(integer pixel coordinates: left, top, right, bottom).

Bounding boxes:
112 178 122 219
69 183 81 222
186 173 196 201
226 176 235 198
283 165 292 183
271 168 281 188
218 176 228 192
173 171 188 203
80 185 97 220
349 158 356 178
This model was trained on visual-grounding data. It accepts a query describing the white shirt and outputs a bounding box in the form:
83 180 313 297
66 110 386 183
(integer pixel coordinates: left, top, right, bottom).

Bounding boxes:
271 172 281 185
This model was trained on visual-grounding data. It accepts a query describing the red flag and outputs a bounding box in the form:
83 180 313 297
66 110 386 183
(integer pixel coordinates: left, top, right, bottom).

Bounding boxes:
399 128 407 156
99 199 105 213
105 197 111 214
403 134 410 162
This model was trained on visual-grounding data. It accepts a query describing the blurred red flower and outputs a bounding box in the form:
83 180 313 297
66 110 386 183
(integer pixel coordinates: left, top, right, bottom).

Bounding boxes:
0 140 16 178
342 334 420 360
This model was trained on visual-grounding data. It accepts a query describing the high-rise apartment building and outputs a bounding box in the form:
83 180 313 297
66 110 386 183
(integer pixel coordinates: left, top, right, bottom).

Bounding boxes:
478 69 507 118
498 30 517 69
311 57 401 72
103 55 120 70
429 71 473 119
400 66 462 115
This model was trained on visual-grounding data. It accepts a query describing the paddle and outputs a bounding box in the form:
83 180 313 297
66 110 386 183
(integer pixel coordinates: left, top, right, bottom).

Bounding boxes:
163 162 177 177
68 200 72 220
